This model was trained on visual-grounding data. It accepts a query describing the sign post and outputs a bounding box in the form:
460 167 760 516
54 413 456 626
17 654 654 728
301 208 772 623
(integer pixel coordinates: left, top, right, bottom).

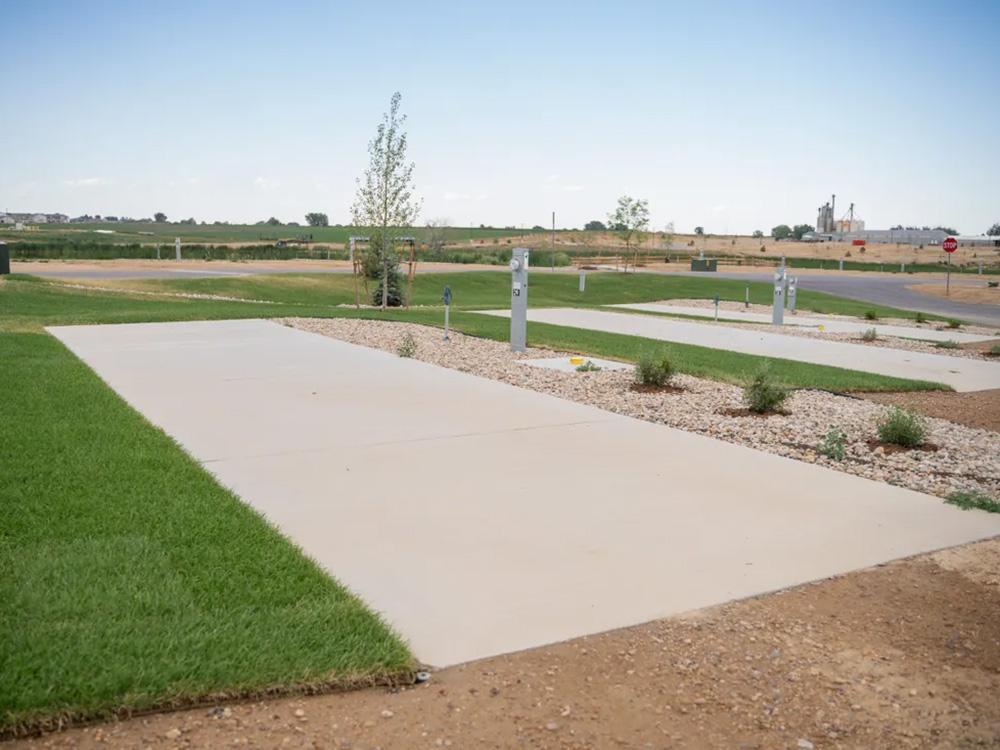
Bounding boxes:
510 248 529 352
943 236 958 296
442 286 452 341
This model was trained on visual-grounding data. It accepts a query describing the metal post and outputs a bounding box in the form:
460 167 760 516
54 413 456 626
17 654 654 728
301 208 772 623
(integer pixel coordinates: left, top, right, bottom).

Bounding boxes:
787 276 798 312
900 262 905 273
839 258 844 271
745 285 750 309
175 237 181 261
713 295 720 321
510 247 529 352
550 211 555 272
946 252 951 296
772 266 785 325
0 241 9 275
156 244 161 260
349 237 354 262
978 262 983 275
443 285 452 341
579 270 586 292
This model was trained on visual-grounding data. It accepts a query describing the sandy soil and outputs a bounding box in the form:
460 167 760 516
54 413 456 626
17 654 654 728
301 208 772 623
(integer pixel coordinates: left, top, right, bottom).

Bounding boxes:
860 389 1000 433
14 538 1000 749
909 283 1000 305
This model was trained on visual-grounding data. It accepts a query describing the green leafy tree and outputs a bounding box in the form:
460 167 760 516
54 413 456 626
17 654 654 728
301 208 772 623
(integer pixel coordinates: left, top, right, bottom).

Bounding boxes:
305 212 329 227
987 223 1000 236
752 229 764 239
792 223 814 240
153 212 167 223
608 195 650 272
351 92 421 308
933 226 958 235
771 224 792 240
265 217 282 226
584 220 606 231
694 226 705 236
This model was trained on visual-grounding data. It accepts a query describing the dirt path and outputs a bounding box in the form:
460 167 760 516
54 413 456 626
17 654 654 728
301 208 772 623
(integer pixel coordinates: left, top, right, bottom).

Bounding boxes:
14 538 1000 749
860 388 1000 433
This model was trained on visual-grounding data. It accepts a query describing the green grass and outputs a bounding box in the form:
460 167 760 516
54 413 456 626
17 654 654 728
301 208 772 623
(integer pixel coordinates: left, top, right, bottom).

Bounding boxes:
0 332 411 735
108 269 948 321
945 490 1000 513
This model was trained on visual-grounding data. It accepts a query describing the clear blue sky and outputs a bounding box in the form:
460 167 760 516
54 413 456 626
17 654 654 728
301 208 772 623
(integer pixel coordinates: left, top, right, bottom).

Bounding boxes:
3 0 998 234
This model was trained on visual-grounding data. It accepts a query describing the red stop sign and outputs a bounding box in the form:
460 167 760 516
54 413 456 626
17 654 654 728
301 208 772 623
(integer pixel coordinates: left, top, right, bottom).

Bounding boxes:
943 237 958 253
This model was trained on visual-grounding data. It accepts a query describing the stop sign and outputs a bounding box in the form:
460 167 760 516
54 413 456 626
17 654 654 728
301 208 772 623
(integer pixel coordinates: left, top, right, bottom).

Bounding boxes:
943 237 958 253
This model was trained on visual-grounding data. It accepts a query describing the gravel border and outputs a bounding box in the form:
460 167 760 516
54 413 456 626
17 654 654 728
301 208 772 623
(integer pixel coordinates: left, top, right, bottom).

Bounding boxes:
283 317 1000 502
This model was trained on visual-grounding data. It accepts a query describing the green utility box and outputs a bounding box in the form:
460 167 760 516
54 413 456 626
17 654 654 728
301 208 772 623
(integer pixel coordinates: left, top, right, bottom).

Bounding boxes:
690 258 717 272
0 242 9 275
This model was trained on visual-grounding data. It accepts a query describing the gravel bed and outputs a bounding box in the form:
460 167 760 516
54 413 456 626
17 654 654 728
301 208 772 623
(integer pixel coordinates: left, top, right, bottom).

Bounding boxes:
283 317 1000 501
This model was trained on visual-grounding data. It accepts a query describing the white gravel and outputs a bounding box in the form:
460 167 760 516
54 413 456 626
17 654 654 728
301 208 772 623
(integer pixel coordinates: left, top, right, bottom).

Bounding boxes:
283 317 1000 502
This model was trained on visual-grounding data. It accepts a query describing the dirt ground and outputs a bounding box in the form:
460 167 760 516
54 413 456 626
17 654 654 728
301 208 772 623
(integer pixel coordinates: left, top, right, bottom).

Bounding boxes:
9 259 502 276
908 283 1000 306
860 388 1000 433
13 538 1000 750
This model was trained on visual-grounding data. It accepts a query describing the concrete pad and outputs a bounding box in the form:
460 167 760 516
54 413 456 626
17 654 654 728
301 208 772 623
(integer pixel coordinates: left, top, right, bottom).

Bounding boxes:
49 320 1000 666
612 302 995 344
480 308 1000 392
518 356 632 373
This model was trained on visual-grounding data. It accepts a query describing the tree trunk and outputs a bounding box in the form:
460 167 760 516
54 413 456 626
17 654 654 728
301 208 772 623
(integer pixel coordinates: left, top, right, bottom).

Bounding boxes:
381 231 389 310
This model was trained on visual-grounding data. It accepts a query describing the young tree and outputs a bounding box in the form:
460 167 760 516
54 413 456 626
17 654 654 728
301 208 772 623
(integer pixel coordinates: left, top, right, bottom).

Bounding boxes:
265 216 282 226
423 218 450 252
752 229 764 239
608 196 649 272
305 212 329 227
153 212 167 223
694 226 705 236
987 223 1000 236
351 92 421 308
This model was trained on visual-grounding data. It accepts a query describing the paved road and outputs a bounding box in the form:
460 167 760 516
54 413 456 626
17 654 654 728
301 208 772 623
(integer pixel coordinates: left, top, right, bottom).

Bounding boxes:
481 308 1000 391
49 320 1000 666
666 270 1000 328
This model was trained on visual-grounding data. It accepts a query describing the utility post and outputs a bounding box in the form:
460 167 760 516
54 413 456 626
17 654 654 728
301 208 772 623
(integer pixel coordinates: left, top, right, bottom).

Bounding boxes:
787 276 798 313
550 211 555 272
175 237 181 261
772 264 786 325
510 247 529 352
442 285 452 341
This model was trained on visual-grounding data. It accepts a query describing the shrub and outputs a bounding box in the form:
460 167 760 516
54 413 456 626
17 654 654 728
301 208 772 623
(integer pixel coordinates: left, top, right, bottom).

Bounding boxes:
935 339 960 349
876 407 927 448
396 332 417 358
576 360 602 372
915 312 928 324
988 344 1000 357
861 327 878 342
946 319 962 329
818 426 847 461
864 310 878 321
634 352 674 387
742 367 789 414
946 490 1000 513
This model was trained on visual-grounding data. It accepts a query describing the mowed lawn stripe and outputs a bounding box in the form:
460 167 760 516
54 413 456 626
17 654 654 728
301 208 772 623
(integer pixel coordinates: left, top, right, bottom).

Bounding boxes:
0 332 411 736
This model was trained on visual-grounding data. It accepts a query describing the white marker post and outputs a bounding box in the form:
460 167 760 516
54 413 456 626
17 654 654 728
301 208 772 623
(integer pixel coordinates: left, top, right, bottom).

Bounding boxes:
442 285 452 341
772 266 785 325
175 237 181 261
510 248 529 352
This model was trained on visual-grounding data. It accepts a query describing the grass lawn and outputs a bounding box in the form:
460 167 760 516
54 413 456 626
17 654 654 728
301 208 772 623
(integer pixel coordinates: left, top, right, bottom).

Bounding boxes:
92 269 947 321
0 330 411 736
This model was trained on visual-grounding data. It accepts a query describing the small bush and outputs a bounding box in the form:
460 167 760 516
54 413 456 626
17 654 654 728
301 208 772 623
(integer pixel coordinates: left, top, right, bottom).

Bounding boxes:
876 407 927 448
946 490 1000 513
915 312 927 324
988 344 1000 357
818 426 847 461
864 310 878 321
576 360 602 372
396 332 417 358
946 319 962 329
935 339 960 349
634 352 674 387
742 367 789 414
861 327 878 342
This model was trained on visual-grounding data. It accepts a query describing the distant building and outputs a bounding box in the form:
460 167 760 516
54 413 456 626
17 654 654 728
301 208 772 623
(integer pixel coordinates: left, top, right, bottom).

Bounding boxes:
1 212 68 224
955 235 1000 249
